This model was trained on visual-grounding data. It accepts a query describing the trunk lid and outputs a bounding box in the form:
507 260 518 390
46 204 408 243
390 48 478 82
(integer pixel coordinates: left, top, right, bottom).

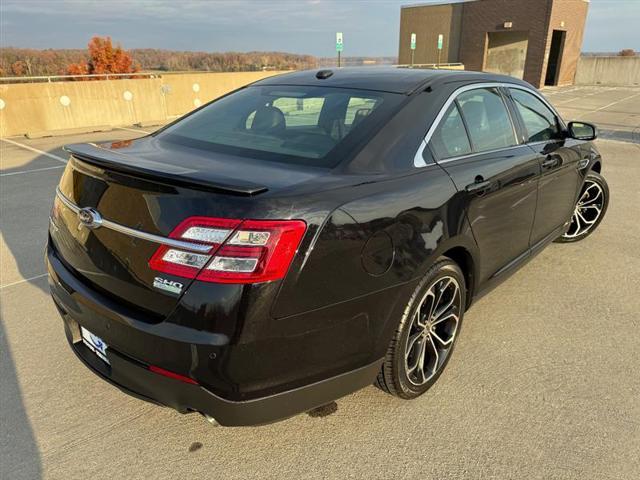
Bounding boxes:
49 137 324 320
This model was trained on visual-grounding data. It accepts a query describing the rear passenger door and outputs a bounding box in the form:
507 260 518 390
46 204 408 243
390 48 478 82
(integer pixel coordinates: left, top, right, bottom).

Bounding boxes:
429 86 540 284
506 87 583 246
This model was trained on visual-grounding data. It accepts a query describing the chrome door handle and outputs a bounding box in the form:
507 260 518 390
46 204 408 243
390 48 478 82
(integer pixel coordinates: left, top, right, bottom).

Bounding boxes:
465 179 492 194
541 155 560 170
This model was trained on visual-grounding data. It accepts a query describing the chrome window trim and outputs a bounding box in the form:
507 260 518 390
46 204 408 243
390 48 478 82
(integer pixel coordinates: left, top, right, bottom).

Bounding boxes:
506 84 565 125
54 187 213 254
432 145 524 165
527 139 561 147
414 82 563 168
506 85 566 143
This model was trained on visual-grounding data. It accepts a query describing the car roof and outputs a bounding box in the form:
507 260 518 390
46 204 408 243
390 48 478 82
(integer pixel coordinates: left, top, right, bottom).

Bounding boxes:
252 67 531 95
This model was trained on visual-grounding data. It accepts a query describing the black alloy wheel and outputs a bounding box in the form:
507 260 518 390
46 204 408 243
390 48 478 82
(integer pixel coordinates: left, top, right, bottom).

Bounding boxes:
376 258 466 399
556 171 609 243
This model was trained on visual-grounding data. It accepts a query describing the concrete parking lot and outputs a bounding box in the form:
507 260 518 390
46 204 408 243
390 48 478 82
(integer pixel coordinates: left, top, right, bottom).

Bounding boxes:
543 84 640 143
1 85 639 480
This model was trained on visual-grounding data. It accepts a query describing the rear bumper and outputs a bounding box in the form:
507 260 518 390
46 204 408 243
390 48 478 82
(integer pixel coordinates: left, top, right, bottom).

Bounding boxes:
47 244 382 426
61 315 380 426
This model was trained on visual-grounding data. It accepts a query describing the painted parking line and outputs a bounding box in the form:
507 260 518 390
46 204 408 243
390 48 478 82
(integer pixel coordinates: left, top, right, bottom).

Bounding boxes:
0 137 68 164
543 87 583 96
114 126 152 135
0 273 49 290
0 164 66 177
553 88 618 105
582 92 640 116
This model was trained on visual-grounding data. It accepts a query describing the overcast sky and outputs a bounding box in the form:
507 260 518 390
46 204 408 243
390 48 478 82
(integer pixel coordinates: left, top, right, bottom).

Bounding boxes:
1 0 638 56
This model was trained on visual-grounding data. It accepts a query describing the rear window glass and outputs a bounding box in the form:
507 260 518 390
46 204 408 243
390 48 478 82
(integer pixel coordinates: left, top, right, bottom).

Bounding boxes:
430 103 472 159
457 88 516 152
158 85 399 168
345 97 379 125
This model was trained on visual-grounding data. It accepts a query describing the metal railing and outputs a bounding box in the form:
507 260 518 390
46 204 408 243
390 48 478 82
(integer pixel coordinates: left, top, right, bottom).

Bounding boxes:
0 72 161 84
395 63 464 69
0 65 465 84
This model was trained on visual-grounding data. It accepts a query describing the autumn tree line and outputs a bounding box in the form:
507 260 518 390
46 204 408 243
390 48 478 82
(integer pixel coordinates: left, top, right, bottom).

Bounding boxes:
0 36 318 77
3 36 632 78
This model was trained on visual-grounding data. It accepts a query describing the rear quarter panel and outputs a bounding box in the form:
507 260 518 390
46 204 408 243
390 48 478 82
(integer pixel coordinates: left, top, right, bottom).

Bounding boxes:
273 164 477 360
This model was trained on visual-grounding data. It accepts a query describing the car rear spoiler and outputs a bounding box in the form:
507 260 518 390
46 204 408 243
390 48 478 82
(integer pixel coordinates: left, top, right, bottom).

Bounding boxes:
62 143 269 196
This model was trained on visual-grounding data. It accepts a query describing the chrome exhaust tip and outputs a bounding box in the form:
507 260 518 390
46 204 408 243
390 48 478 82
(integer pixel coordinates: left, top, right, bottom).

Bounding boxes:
201 413 219 426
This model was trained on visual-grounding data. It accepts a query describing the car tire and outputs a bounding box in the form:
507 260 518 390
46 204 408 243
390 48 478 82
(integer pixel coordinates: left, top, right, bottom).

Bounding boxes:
375 258 466 399
555 171 609 243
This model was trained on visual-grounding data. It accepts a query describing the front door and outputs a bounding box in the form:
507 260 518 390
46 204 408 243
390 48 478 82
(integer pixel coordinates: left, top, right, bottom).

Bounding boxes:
506 87 582 246
428 86 539 284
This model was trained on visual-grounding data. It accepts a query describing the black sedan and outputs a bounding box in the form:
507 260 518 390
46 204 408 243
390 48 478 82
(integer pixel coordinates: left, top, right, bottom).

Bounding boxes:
47 67 609 426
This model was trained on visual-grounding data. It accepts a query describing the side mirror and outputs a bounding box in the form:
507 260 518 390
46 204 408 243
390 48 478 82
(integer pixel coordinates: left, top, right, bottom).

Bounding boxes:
568 121 597 141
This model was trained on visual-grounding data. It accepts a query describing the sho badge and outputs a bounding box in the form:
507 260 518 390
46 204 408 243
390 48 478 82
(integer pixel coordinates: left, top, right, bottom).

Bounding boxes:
153 276 184 295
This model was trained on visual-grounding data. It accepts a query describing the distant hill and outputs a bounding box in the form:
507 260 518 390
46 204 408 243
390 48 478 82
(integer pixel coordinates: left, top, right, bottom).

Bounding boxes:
0 47 401 77
129 49 317 73
0 47 317 77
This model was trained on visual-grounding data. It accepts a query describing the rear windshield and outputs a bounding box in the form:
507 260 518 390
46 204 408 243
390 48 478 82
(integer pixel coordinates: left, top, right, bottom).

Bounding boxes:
157 85 403 168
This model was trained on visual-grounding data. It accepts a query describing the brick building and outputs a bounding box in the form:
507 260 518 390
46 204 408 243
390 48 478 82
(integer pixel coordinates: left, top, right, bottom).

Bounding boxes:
398 0 589 87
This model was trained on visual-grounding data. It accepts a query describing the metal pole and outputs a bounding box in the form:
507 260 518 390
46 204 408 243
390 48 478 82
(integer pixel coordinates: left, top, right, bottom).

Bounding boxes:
338 51 341 68
411 50 414 68
437 50 441 69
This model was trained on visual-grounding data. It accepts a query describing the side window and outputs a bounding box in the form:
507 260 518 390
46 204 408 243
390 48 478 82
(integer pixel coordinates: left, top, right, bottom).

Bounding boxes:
509 88 560 142
429 103 472 159
457 88 516 152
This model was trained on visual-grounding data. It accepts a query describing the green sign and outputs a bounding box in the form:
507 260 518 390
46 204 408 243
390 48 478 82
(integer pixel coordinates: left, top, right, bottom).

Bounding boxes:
437 34 444 50
336 32 343 52
410 33 416 50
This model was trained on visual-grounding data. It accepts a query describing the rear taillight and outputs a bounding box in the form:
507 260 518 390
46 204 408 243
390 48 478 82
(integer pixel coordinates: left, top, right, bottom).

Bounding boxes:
148 217 241 279
149 217 306 284
199 220 307 283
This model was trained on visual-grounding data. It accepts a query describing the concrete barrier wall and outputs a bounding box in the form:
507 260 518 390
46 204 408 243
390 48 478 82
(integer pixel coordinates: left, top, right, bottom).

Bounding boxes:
0 71 287 137
574 56 640 86
160 72 285 118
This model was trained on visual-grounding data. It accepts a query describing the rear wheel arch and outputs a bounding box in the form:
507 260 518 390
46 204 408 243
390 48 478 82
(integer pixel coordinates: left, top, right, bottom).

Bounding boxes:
419 233 478 307
375 257 466 398
440 246 475 309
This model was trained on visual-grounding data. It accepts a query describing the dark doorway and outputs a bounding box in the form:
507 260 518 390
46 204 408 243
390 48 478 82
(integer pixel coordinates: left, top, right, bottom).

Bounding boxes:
545 30 566 86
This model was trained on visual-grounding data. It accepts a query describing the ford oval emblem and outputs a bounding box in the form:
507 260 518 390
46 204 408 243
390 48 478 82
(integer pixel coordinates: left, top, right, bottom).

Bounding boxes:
77 207 102 229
